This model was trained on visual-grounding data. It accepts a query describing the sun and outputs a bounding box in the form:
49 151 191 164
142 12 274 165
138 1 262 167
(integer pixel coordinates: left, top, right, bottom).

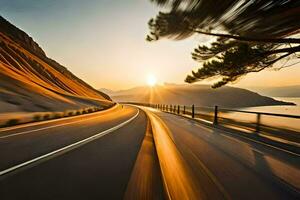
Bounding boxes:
147 74 157 87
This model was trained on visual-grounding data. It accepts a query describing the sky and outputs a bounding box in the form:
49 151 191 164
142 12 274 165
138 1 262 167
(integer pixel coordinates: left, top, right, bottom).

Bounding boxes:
1 0 300 90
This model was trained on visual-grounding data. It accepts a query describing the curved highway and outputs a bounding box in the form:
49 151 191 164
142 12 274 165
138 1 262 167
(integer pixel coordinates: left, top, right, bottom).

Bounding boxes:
0 105 164 200
0 105 299 200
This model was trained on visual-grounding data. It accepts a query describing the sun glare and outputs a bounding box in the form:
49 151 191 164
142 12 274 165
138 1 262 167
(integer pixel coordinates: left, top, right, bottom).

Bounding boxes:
147 74 157 87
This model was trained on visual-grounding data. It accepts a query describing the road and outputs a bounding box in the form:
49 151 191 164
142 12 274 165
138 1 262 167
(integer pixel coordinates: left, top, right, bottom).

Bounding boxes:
0 105 164 200
145 107 300 200
0 105 299 199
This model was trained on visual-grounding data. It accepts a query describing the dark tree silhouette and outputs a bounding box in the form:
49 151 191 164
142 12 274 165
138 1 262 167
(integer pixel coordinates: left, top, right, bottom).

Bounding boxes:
147 0 300 88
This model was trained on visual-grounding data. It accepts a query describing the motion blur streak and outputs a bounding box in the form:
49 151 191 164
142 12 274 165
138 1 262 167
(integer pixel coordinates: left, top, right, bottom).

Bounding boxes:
124 118 164 200
146 109 226 200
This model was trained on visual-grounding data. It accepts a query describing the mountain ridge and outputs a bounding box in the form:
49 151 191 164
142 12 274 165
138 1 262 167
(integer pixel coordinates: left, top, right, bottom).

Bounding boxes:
249 85 300 97
0 16 112 113
101 84 295 108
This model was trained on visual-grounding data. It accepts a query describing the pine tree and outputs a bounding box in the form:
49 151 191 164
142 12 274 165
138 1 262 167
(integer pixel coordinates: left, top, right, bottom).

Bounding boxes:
147 0 300 87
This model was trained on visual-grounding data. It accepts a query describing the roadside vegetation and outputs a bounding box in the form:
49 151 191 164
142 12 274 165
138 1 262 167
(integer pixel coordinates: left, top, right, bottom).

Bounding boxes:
0 106 106 128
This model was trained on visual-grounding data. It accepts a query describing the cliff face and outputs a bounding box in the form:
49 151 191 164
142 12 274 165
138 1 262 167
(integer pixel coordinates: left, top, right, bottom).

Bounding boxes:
0 16 112 113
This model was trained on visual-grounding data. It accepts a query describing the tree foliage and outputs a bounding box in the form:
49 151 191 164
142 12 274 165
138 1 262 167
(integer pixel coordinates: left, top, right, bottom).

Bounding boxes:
147 0 300 87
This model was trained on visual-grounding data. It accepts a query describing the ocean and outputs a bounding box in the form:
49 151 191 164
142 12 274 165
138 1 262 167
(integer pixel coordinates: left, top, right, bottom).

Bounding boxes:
220 97 300 133
243 97 300 116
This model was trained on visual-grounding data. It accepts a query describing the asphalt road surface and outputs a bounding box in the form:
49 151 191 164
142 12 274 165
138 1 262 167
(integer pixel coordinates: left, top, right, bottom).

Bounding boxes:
146 108 300 200
0 105 164 200
0 105 299 200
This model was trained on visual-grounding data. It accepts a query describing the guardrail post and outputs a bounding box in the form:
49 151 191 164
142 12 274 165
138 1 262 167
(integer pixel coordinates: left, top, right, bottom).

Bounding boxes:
177 105 180 115
170 105 172 112
192 104 195 118
183 106 186 115
256 113 261 133
213 106 218 125
174 105 176 113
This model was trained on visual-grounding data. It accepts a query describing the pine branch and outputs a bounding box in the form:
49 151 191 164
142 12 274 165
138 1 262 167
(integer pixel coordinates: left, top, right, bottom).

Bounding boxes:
192 29 300 44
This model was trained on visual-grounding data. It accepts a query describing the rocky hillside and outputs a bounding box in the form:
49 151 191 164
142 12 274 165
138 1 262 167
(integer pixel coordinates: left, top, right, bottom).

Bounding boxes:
0 16 112 113
103 84 294 108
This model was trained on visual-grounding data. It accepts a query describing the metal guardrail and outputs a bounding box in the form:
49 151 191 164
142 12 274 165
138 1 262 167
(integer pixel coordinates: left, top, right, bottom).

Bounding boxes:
124 102 300 145
219 108 300 119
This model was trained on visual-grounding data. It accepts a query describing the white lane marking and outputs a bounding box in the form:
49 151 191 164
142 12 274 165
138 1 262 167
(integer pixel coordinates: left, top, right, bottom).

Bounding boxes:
0 106 124 139
0 120 88 139
222 130 300 157
0 109 140 176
